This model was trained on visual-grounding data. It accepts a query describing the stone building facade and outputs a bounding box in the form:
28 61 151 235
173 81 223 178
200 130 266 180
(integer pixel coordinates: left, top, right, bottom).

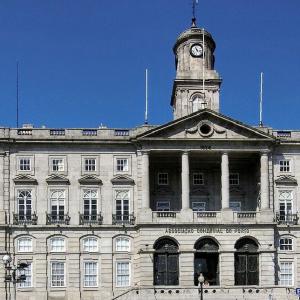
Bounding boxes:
0 19 299 300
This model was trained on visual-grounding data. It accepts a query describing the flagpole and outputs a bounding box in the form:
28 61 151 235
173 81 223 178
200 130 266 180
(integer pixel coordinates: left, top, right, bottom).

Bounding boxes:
145 68 148 124
259 72 263 126
202 28 205 98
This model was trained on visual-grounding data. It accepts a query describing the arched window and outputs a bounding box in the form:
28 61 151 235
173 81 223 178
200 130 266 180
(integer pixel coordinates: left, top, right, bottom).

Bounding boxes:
83 237 98 252
116 237 130 252
153 238 179 286
50 190 65 221
50 237 65 252
194 238 219 286
234 238 259 286
192 95 206 112
17 237 33 252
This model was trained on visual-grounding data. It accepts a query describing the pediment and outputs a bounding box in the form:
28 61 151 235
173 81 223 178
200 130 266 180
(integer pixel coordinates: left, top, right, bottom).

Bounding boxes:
111 175 135 185
275 175 297 186
78 175 102 185
136 109 275 141
46 174 70 185
13 174 38 185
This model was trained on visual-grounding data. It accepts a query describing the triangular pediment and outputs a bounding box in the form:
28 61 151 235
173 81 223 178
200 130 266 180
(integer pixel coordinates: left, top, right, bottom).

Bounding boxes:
111 175 135 185
136 109 275 141
78 175 102 185
275 175 297 186
46 174 70 185
13 174 38 185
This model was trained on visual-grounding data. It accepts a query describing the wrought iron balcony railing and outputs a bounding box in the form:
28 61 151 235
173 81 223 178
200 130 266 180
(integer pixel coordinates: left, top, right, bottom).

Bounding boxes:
13 213 38 225
112 213 135 225
276 212 298 225
79 213 103 225
46 213 70 225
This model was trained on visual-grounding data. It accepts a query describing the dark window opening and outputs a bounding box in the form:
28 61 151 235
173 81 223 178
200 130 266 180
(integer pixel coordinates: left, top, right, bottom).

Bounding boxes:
194 238 219 286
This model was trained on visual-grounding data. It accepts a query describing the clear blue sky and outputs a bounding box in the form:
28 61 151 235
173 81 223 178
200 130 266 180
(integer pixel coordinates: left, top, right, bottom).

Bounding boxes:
0 0 299 129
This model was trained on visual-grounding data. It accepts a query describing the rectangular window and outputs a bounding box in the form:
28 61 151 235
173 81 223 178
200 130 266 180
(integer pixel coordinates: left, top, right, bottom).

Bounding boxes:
280 238 293 251
193 173 204 185
116 261 130 287
230 201 241 212
84 261 98 287
116 237 130 252
18 262 32 288
115 190 130 222
17 190 32 221
229 173 239 185
116 158 129 172
52 159 64 172
156 201 170 211
158 173 168 185
85 158 96 172
279 190 293 222
50 190 65 221
192 202 206 211
280 160 290 172
279 261 293 286
18 158 31 171
51 262 65 287
83 189 98 221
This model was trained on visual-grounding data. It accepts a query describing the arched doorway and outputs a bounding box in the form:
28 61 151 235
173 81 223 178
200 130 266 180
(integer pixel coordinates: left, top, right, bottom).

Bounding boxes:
194 238 219 286
234 238 259 285
153 238 179 285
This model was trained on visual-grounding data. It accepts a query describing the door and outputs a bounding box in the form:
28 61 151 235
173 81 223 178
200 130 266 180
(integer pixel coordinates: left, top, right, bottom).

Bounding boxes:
154 253 179 285
235 253 259 285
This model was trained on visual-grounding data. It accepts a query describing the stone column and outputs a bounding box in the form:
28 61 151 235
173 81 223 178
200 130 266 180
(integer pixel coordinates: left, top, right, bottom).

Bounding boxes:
181 151 190 210
142 151 150 209
221 152 230 210
260 152 269 210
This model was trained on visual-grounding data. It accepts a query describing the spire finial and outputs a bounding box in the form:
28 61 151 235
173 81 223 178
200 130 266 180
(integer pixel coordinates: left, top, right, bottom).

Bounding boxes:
191 0 198 27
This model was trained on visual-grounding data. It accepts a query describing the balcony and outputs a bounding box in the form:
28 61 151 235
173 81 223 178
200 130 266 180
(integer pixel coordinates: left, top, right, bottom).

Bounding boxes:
233 211 258 223
276 212 298 225
79 213 103 225
112 213 135 225
13 213 38 225
46 213 70 225
193 211 221 224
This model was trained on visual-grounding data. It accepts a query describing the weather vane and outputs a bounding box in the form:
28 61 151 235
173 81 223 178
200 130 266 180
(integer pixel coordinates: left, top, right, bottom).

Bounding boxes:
192 0 199 27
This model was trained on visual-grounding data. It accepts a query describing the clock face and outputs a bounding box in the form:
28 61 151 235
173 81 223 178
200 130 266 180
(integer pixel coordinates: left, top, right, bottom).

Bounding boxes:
190 44 203 57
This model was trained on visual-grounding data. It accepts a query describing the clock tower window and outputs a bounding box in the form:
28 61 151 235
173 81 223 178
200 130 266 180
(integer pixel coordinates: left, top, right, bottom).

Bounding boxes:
192 95 207 112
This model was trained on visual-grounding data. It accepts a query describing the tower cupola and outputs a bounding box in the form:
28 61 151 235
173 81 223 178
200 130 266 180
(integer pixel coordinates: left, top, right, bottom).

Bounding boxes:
171 21 222 119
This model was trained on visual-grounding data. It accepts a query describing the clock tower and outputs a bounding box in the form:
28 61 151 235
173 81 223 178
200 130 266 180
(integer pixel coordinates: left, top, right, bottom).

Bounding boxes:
171 19 222 119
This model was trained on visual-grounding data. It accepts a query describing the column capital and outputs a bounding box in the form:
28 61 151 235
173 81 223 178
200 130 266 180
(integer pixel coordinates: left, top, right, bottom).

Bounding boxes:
181 150 190 156
260 151 269 156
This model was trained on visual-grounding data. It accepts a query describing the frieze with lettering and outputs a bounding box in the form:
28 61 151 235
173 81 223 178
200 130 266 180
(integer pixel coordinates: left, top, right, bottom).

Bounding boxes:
165 226 250 235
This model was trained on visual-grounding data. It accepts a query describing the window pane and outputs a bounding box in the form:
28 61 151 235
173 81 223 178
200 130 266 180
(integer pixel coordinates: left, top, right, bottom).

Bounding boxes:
51 262 65 287
18 262 32 287
18 237 33 252
84 262 97 287
116 237 130 252
83 237 98 252
116 262 130 287
51 238 65 252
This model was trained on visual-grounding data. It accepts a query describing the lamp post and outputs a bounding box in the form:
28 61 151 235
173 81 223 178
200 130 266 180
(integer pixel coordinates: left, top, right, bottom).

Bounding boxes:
198 273 205 300
2 254 28 300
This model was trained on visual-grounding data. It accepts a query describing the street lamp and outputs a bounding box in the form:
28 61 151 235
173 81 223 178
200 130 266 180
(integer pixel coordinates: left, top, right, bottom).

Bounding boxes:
2 254 28 300
198 273 205 300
